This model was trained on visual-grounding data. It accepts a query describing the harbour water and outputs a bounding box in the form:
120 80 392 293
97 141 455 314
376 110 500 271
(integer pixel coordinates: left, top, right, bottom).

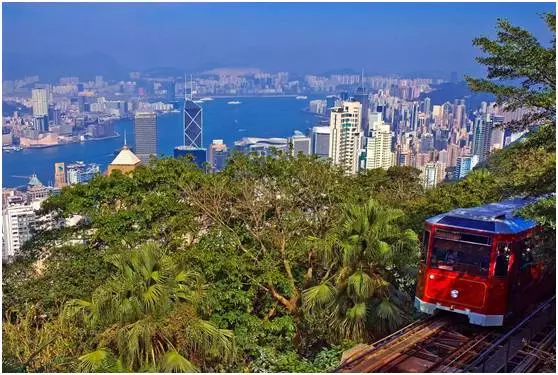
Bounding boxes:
2 96 321 188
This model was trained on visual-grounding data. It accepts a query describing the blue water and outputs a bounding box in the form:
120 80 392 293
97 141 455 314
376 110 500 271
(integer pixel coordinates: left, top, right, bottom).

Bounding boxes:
2 96 321 188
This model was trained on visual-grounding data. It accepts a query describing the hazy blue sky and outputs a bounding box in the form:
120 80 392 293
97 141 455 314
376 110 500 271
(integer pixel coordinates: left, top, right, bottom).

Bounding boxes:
3 2 555 76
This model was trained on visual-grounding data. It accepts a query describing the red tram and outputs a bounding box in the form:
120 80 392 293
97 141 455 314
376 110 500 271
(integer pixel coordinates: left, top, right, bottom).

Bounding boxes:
415 197 554 326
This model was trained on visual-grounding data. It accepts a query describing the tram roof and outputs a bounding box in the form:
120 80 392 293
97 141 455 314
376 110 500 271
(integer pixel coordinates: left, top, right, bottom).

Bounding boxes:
426 197 542 234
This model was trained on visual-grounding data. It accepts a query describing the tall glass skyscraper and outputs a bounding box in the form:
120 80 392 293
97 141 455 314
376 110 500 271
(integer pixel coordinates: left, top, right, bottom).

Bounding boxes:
134 112 157 162
184 99 203 148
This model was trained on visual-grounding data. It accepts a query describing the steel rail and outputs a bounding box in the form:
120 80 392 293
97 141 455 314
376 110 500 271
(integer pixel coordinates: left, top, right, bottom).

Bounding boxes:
331 315 439 372
461 295 556 373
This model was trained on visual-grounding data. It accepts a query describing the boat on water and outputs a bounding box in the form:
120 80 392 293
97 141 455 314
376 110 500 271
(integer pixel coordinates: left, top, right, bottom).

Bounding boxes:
2 146 22 152
200 97 214 101
193 100 204 104
238 128 247 132
296 96 308 100
227 101 242 105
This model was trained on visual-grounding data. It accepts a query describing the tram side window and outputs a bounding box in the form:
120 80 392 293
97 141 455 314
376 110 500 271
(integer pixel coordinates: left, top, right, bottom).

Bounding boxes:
420 230 430 263
517 238 535 272
495 243 511 278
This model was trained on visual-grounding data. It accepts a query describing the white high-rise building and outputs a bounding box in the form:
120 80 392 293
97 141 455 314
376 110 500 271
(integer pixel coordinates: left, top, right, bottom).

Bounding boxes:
31 88 48 117
2 204 35 262
364 120 394 170
328 101 362 174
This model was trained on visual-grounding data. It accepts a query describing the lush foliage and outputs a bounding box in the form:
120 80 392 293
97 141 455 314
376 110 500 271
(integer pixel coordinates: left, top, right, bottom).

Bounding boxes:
3 14 555 372
465 12 555 132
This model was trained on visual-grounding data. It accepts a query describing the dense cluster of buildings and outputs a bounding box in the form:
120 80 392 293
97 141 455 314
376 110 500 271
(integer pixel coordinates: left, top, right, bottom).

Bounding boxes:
2 70 528 262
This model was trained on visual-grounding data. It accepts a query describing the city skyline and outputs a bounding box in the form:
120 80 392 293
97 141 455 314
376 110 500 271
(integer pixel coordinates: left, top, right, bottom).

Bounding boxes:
3 2 555 80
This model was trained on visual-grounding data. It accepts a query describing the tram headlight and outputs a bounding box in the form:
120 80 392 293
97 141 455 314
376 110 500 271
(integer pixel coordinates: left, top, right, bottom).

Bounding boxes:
450 289 459 298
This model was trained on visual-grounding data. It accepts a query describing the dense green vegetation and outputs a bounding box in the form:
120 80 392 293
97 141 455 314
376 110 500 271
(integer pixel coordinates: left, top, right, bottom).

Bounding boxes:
2 13 555 373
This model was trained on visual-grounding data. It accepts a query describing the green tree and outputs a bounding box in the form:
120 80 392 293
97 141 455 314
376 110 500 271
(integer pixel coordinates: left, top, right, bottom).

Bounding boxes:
466 13 556 132
303 199 418 343
64 242 233 372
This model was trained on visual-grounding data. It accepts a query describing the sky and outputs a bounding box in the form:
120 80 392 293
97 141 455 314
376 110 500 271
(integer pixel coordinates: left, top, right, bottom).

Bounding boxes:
2 2 555 78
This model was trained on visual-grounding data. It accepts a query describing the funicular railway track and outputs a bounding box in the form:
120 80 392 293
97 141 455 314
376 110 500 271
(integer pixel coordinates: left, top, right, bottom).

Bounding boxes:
334 296 555 373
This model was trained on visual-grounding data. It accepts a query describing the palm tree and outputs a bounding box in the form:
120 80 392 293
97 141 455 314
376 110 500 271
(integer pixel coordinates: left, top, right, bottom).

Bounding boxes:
64 242 233 372
304 199 418 343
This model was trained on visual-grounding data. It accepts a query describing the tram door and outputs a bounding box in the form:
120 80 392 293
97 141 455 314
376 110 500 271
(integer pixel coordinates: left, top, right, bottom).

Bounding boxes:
508 237 535 314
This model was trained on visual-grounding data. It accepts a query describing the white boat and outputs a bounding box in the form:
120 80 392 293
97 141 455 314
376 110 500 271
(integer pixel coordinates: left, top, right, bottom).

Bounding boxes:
227 101 242 105
200 97 214 101
296 96 308 100
193 100 204 104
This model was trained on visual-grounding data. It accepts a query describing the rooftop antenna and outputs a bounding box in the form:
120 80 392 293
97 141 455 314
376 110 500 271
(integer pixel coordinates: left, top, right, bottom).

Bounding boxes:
190 74 194 101
361 68 365 90
123 130 127 147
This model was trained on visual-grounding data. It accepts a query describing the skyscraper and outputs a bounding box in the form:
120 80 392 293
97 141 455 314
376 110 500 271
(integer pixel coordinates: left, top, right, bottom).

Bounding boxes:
472 114 493 163
354 86 369 133
423 97 431 118
184 99 203 147
31 88 48 117
329 101 362 174
134 112 158 162
364 120 394 170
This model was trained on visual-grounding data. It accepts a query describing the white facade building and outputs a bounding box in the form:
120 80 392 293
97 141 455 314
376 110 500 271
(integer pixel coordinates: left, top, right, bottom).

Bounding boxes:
329 101 362 174
31 88 48 117
364 120 394 170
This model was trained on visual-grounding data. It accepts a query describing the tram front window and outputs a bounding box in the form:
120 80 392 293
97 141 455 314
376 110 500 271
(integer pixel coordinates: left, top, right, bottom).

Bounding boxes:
430 233 491 277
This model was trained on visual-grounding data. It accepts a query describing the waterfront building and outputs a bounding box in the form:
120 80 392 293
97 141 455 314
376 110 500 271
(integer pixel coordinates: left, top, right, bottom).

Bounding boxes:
311 126 331 158
184 99 203 148
33 115 49 133
66 162 101 184
207 140 229 173
289 131 311 156
329 101 362 174
54 162 66 188
134 112 157 163
234 137 289 156
364 120 394 170
454 154 479 180
107 143 142 175
174 146 207 169
308 100 327 115
31 88 48 117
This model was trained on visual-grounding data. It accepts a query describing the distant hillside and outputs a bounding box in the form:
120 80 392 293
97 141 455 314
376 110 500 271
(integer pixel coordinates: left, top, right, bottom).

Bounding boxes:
419 82 495 110
3 52 130 82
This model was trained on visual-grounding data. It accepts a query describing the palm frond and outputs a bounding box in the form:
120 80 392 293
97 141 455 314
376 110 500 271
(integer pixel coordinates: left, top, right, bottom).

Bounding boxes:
302 282 336 311
159 350 198 373
78 348 116 373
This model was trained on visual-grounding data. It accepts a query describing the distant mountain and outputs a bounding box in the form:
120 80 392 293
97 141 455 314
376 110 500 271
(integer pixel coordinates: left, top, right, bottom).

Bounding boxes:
419 82 495 111
141 66 185 78
321 68 361 76
3 52 130 82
